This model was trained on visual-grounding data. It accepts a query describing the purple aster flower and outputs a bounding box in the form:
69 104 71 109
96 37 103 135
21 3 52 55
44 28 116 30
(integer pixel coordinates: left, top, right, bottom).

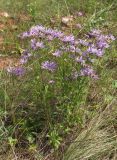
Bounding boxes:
31 39 45 50
55 31 64 38
51 30 64 38
36 41 45 49
60 35 75 44
108 34 116 41
69 45 76 53
41 61 57 72
7 67 25 76
75 56 85 65
87 44 104 57
19 31 30 39
30 25 45 35
19 25 45 38
52 50 62 57
45 28 64 38
61 45 81 54
80 66 98 79
78 39 89 46
70 46 81 53
47 35 54 41
102 34 116 41
20 56 28 64
96 49 104 57
88 29 102 38
23 25 64 40
75 47 82 53
80 67 92 76
82 51 88 56
38 32 45 38
36 25 46 32
31 39 36 50
22 50 32 57
30 29 38 36
97 40 109 49
96 34 109 42
45 28 54 35
20 50 32 64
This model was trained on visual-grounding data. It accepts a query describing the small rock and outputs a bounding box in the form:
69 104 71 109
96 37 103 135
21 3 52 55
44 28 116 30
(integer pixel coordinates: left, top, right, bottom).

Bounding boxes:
50 18 56 24
62 15 73 26
74 11 85 19
76 11 84 17
11 25 18 30
75 23 82 29
0 12 10 18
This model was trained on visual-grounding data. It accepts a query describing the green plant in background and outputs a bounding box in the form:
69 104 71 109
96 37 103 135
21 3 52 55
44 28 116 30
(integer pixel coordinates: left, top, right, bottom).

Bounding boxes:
27 1 37 19
47 127 62 149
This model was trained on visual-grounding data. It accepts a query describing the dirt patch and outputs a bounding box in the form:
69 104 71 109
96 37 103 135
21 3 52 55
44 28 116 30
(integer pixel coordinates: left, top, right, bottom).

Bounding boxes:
0 36 4 43
0 56 20 70
0 23 6 30
19 14 31 21
0 36 4 50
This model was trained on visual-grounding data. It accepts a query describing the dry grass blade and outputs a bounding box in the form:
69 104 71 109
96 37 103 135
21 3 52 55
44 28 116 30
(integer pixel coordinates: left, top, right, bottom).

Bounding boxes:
64 100 117 160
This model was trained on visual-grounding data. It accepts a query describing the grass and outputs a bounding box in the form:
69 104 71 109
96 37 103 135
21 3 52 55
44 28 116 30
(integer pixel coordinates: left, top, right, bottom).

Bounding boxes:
64 100 117 160
0 0 117 160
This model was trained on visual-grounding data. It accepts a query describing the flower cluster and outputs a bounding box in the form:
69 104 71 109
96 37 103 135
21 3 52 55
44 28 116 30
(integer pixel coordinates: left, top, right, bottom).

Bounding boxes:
7 25 115 77
41 61 57 72
20 50 32 64
31 39 45 50
52 50 62 57
80 66 99 79
7 66 25 76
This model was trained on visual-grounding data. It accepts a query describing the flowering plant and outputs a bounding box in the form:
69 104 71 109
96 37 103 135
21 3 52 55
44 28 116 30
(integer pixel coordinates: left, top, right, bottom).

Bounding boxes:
6 24 115 148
